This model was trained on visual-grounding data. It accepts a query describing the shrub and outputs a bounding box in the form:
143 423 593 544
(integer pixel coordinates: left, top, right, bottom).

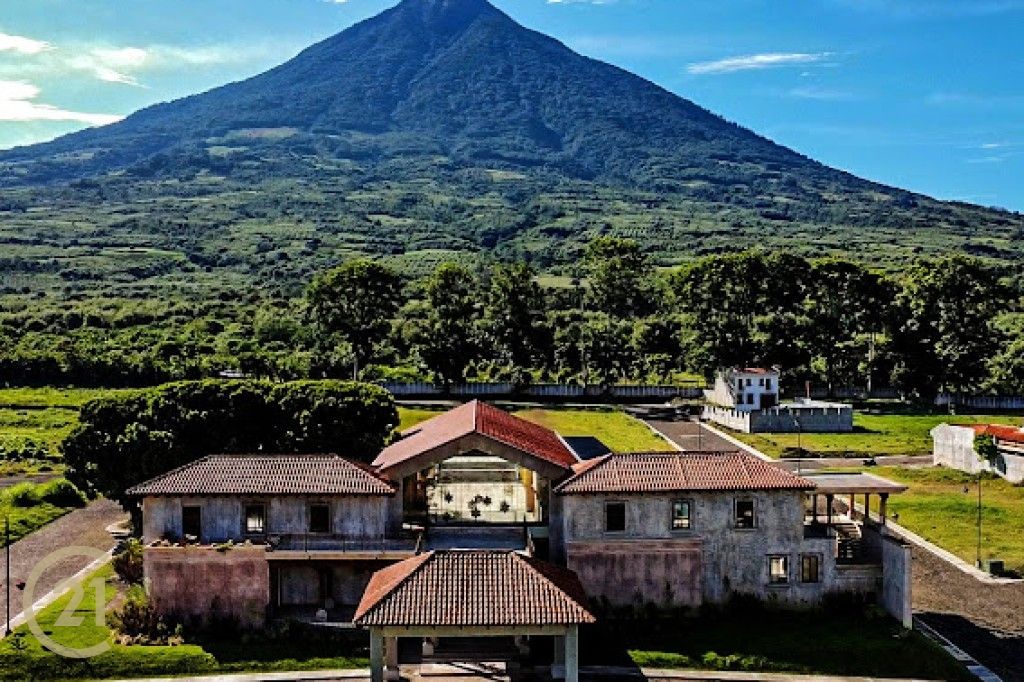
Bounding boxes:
6 483 40 507
39 479 87 507
112 538 145 584
111 586 183 646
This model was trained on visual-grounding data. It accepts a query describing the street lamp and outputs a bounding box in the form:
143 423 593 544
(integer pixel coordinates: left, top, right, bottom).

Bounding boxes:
5 515 10 636
794 418 803 475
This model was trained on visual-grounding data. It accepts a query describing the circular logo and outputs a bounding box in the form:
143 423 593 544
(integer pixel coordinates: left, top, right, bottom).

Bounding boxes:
22 546 112 659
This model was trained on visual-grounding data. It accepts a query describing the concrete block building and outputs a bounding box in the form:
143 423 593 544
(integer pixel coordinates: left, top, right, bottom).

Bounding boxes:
932 422 1024 483
128 400 911 680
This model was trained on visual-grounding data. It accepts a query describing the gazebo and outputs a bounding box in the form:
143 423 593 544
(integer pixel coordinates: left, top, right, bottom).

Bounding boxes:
353 549 596 682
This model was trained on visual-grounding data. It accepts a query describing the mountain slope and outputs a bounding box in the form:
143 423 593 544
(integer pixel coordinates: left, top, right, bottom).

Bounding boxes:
0 0 1020 298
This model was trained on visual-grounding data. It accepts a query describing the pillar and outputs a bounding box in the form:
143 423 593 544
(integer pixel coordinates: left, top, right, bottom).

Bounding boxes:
370 628 384 682
825 494 834 529
812 494 818 523
422 636 437 656
864 494 870 525
385 636 400 681
551 635 566 679
879 493 889 527
565 625 579 682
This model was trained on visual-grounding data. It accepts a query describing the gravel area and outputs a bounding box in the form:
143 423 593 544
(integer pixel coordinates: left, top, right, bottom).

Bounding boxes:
0 498 126 627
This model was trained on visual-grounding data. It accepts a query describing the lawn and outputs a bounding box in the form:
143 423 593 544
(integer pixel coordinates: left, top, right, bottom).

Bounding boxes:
396 405 671 452
0 478 88 546
861 466 1024 572
585 607 970 680
731 411 1024 459
0 565 368 680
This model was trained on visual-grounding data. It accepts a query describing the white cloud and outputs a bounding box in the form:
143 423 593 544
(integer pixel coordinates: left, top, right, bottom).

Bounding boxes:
788 85 858 101
687 52 833 75
0 80 122 125
0 32 51 55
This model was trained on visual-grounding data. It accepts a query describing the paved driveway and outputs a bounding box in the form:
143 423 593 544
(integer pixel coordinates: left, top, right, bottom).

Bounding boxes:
1 498 126 628
643 418 737 452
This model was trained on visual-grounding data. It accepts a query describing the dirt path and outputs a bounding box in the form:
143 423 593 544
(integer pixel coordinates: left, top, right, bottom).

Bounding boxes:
0 472 59 491
0 498 126 628
912 546 1024 681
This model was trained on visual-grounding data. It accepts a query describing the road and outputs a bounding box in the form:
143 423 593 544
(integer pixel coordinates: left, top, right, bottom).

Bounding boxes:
0 498 126 629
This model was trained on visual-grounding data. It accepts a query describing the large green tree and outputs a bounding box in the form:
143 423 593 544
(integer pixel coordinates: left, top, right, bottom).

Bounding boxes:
413 263 482 387
62 379 398 509
306 259 403 375
584 237 660 318
481 262 548 369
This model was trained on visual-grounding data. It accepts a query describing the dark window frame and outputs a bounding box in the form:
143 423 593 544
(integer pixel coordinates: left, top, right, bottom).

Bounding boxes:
604 501 626 533
244 502 266 536
768 555 790 585
801 554 821 583
671 499 692 531
308 502 331 534
734 498 756 529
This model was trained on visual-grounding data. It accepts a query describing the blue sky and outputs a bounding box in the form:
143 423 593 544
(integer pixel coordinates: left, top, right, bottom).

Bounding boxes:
1 0 1022 210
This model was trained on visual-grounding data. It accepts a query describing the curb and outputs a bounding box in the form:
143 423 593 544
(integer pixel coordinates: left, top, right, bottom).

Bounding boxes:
914 617 1003 682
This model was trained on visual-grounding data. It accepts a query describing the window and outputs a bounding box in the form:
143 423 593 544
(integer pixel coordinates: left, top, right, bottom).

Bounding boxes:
309 503 330 534
801 554 821 583
245 504 266 535
182 505 201 540
734 499 755 528
765 378 772 390
745 378 752 387
736 379 743 391
769 555 789 584
758 378 764 386
747 393 755 405
671 500 691 530
605 502 626 533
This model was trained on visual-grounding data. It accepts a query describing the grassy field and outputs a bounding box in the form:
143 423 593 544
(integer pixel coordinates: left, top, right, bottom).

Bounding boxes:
396 405 670 452
0 478 88 545
731 411 1024 459
0 565 368 680
857 466 1024 572
587 608 970 680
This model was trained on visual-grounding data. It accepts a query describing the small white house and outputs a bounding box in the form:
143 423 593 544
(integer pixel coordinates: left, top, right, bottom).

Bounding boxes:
704 367 780 412
931 423 1024 483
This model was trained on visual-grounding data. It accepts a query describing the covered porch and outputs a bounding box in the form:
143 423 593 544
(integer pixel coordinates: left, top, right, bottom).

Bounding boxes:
353 550 595 682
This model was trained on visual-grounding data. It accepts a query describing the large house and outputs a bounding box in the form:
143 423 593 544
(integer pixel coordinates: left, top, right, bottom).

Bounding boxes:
703 367 854 434
932 422 1024 483
128 400 910 682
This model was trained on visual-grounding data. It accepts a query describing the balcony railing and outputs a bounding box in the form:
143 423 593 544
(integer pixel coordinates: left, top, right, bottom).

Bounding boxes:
265 533 419 554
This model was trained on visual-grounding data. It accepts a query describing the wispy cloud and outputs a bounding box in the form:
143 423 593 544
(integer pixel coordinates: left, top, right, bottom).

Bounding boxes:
687 52 833 75
927 91 1024 107
0 32 51 55
788 85 859 101
829 0 1024 18
0 80 122 125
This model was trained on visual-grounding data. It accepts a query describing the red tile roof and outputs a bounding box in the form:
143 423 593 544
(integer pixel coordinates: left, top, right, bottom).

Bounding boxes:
372 400 577 471
971 424 1024 445
126 454 396 496
556 451 814 494
353 550 595 627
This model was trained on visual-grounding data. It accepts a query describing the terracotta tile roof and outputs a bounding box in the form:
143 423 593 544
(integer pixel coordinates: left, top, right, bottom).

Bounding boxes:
555 451 814 494
971 424 1024 445
353 550 595 627
372 400 577 471
126 454 396 496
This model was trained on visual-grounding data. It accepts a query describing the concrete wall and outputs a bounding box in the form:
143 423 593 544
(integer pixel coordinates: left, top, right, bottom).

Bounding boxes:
931 424 1024 483
274 560 391 607
936 393 1024 410
144 545 270 629
567 539 701 608
559 490 844 607
880 533 912 628
142 494 395 544
703 404 853 434
381 382 704 400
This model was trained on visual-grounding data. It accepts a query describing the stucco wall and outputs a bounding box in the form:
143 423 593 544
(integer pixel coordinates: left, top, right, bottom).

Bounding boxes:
274 560 391 607
567 539 701 608
703 405 853 434
931 424 1024 483
142 494 394 544
144 545 270 629
560 490 842 607
880 533 912 627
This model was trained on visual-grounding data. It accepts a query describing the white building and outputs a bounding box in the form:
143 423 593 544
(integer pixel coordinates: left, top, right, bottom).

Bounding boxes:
931 423 1024 483
704 367 780 411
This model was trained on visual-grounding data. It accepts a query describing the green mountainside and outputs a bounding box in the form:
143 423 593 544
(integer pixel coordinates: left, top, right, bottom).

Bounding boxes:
0 0 1021 303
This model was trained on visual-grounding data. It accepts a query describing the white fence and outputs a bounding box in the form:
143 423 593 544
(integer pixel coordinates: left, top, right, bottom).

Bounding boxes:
378 382 704 400
935 393 1024 410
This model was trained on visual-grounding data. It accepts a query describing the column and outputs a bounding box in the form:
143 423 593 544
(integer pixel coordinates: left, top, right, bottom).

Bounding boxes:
370 628 384 682
864 494 871 526
422 636 438 656
565 625 579 682
825 494 834 529
551 635 566 680
385 636 400 681
879 493 889 527
812 494 818 523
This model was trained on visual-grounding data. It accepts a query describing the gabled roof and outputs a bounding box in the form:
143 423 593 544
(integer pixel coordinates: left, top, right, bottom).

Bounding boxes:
126 454 396 496
353 550 595 627
372 400 577 471
971 424 1024 445
556 451 814 494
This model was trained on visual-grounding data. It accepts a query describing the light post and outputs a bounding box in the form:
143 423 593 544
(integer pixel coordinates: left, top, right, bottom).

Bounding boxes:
795 418 803 475
5 515 10 636
977 473 983 569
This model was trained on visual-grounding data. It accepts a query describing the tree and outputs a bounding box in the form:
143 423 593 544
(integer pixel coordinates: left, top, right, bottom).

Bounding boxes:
413 263 481 387
482 262 548 369
579 314 635 387
986 333 1024 393
584 237 660 318
306 259 403 375
890 256 1010 398
61 380 398 510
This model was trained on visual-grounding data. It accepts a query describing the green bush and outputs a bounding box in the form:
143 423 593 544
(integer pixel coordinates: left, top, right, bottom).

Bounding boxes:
110 586 183 646
112 538 145 584
38 479 87 507
6 483 40 507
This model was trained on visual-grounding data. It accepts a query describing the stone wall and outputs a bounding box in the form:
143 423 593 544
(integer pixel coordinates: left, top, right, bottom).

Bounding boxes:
142 494 396 544
559 490 841 607
144 545 270 629
567 539 701 608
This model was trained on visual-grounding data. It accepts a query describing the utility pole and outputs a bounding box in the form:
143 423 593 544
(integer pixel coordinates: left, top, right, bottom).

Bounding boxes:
5 515 10 636
977 473 983 569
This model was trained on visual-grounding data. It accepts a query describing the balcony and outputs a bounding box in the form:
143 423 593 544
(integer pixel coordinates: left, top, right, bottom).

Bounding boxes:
263 533 420 560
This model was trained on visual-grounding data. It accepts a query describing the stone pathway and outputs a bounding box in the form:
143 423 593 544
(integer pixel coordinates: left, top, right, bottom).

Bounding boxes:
0 498 126 629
